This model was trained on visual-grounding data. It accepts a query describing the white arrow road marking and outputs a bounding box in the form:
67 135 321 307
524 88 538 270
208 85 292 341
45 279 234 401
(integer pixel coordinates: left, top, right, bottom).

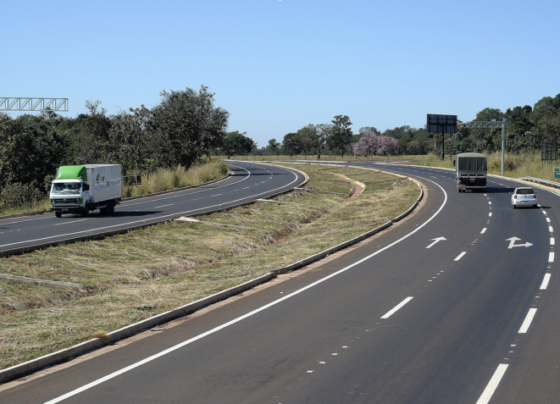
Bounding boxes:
506 237 533 249
426 237 446 249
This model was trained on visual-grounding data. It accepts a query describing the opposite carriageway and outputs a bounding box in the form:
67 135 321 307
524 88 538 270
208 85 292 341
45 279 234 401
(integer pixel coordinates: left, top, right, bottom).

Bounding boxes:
0 162 306 257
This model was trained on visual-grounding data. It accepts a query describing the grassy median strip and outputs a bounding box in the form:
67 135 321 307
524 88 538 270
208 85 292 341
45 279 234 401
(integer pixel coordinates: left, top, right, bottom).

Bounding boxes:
0 164 419 370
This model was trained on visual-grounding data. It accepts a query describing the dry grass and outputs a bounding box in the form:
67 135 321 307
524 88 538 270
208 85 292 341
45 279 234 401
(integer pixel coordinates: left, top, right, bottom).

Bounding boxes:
0 160 228 217
123 159 228 197
220 155 374 162
413 152 560 183
0 199 51 217
0 164 419 369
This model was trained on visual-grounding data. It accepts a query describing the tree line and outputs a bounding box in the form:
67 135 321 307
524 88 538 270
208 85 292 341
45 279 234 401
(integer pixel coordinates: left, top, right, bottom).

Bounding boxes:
0 86 229 205
250 93 560 159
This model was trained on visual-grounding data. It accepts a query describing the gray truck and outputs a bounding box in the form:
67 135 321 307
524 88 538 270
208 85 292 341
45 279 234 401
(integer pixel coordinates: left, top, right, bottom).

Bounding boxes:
455 152 487 193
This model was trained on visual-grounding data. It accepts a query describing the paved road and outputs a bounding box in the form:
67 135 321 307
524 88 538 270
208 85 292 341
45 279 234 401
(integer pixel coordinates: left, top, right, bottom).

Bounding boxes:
0 162 305 256
1 161 556 403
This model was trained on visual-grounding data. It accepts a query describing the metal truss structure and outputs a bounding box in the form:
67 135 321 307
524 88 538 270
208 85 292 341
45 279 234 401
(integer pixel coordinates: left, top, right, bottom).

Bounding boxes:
465 120 505 129
464 120 507 175
0 97 68 112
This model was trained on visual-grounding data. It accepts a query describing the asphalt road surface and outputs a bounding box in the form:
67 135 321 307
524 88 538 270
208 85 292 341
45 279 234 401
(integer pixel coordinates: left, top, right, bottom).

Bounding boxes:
1 161 557 404
0 162 305 256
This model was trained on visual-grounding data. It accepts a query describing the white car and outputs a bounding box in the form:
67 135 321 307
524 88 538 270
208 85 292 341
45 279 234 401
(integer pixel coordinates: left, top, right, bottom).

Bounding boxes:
511 187 538 209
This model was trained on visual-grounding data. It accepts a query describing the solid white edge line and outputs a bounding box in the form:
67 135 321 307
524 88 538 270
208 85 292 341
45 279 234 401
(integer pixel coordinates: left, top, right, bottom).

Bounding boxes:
540 273 551 290
43 175 449 404
380 296 413 319
476 364 509 404
518 308 537 333
549 252 554 263
454 252 466 261
0 164 298 250
481 228 487 234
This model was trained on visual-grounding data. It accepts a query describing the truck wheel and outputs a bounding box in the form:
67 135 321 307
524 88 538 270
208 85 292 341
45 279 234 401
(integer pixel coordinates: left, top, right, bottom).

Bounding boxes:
108 203 115 214
55 212 62 218
83 208 90 217
100 207 108 215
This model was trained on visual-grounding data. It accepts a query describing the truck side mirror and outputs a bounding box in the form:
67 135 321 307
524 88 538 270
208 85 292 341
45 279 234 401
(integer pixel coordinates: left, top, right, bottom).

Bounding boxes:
453 160 456 167
83 183 90 191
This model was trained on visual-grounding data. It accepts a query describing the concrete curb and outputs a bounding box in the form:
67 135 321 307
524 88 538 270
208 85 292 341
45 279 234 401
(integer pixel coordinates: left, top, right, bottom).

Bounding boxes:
0 163 421 384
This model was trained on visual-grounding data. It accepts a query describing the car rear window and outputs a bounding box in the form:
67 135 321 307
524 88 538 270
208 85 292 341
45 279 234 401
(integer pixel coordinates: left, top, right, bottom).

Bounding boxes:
516 189 534 195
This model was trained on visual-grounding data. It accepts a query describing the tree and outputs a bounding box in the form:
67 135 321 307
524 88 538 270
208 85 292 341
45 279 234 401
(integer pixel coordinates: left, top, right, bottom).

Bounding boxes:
296 124 331 159
222 131 256 158
149 86 229 169
328 115 353 157
353 129 381 156
280 132 302 156
353 129 399 157
108 111 150 171
265 138 281 155
0 115 67 190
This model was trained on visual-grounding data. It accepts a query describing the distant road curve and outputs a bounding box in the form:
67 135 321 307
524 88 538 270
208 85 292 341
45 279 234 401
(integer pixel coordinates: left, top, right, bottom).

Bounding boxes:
0 162 306 257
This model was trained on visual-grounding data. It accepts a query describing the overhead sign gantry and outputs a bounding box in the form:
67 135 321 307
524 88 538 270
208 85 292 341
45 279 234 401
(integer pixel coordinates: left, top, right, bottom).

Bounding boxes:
0 97 68 112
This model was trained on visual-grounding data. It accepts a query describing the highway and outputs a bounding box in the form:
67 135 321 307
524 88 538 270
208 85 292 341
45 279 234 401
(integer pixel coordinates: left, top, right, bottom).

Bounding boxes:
0 161 557 403
0 162 305 256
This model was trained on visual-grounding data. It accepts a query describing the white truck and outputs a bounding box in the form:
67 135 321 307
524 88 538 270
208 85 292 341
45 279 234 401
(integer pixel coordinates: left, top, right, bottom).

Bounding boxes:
50 164 122 217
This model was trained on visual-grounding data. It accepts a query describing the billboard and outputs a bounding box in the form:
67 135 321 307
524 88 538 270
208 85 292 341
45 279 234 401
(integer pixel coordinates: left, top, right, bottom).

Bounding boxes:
427 114 457 134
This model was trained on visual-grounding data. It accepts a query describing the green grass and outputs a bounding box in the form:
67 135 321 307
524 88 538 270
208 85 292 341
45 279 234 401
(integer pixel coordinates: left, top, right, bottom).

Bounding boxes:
0 163 419 370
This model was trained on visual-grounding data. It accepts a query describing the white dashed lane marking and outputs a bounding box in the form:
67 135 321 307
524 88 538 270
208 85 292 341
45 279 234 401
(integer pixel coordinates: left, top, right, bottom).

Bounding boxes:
476 364 509 404
518 308 537 333
540 273 551 290
454 252 466 261
481 228 487 234
381 297 414 319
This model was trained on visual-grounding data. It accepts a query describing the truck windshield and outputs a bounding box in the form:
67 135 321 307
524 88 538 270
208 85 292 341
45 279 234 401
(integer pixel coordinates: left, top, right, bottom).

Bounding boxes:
52 183 81 195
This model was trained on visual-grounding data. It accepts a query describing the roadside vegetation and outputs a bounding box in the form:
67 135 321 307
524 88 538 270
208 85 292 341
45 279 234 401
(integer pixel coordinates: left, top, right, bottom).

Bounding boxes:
413 152 560 182
121 160 228 197
0 160 228 217
0 164 419 370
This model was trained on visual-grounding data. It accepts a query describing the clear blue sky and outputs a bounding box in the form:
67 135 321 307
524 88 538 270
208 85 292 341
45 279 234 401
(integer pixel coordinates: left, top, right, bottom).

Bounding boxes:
3 0 559 147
